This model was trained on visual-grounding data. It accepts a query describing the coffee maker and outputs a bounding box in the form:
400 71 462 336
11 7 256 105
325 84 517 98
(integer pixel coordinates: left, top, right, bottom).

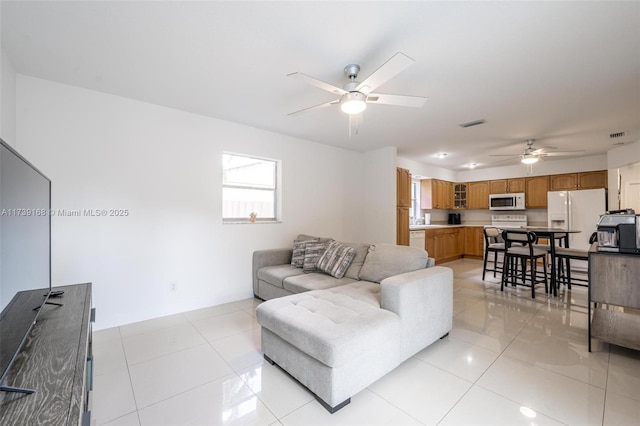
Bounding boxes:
448 213 461 224
596 209 640 254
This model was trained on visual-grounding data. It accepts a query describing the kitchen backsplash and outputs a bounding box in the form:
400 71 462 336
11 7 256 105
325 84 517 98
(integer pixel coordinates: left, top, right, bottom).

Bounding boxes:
417 209 549 225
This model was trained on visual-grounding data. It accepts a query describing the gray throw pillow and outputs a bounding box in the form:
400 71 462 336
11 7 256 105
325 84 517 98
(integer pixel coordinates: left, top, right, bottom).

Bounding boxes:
291 238 319 268
316 241 357 279
358 244 427 283
302 240 333 272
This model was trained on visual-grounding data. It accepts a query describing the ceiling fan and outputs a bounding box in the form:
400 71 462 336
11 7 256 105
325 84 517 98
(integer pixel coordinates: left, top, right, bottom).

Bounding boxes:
490 139 585 164
287 52 428 117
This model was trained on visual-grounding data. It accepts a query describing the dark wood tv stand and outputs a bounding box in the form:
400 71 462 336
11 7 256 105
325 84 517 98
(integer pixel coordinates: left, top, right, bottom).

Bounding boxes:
0 283 94 425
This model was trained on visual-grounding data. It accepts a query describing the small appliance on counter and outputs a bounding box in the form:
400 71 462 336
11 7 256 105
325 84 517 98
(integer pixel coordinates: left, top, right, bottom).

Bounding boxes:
424 213 431 225
596 209 640 254
448 213 461 224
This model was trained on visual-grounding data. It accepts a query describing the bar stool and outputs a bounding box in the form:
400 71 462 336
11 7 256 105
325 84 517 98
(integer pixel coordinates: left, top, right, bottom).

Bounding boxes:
501 230 549 298
482 227 505 280
554 232 597 289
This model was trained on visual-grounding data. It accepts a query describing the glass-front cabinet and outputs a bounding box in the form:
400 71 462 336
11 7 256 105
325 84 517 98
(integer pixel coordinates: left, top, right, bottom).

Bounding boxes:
453 183 468 209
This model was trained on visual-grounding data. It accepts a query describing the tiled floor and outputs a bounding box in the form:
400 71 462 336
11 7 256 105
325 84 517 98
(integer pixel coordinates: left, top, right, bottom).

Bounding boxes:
92 259 640 425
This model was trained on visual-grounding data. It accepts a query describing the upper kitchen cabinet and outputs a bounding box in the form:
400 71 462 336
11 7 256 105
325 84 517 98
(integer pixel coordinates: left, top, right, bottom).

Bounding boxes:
453 183 468 209
468 181 490 209
397 167 412 207
490 178 525 194
549 171 608 191
421 179 452 209
525 175 549 208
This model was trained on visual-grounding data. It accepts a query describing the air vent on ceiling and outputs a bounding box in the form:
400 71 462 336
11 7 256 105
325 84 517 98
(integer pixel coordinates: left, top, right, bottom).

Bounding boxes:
459 119 486 128
609 131 626 139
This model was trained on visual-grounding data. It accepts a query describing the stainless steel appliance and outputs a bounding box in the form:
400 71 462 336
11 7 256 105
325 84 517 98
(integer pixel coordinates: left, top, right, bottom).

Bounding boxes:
596 210 640 253
489 193 525 211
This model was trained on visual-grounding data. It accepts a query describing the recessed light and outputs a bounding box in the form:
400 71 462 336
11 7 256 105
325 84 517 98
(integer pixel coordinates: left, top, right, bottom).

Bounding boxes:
519 406 537 419
464 163 477 168
435 153 448 159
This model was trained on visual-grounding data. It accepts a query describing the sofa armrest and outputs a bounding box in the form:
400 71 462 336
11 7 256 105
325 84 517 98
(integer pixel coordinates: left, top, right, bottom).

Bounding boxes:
380 266 453 360
252 248 293 297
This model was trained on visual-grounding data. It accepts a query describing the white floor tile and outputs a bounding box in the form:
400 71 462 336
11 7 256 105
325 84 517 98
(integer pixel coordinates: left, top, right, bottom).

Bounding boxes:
414 336 500 382
121 321 206 365
606 346 640 402
237 360 314 419
101 411 141 426
129 344 233 408
368 357 472 425
603 392 640 426
477 356 605 425
137 374 277 426
192 310 258 342
93 334 128 376
119 313 188 338
280 389 423 426
211 327 263 371
439 386 565 425
92 367 137 425
182 301 242 322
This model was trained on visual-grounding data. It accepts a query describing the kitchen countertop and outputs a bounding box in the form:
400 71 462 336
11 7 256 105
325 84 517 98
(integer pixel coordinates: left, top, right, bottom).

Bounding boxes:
410 222 489 230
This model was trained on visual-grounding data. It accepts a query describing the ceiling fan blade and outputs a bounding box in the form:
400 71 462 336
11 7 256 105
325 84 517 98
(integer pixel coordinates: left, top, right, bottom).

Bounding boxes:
489 154 521 157
355 52 414 94
287 72 347 95
367 93 428 108
287 100 340 116
540 150 586 157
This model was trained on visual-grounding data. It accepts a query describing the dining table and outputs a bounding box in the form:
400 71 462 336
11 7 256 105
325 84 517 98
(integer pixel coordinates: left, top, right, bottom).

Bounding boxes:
502 227 582 296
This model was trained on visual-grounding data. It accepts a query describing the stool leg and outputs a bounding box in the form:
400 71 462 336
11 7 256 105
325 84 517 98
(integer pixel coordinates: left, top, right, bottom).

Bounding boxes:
482 249 488 280
493 251 498 278
531 260 536 299
567 259 572 290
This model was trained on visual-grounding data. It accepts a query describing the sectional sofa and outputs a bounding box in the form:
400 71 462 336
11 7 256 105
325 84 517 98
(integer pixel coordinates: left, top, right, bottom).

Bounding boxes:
253 235 454 412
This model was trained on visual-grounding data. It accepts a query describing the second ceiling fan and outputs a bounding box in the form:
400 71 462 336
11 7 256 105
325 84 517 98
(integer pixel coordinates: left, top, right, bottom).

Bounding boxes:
491 139 585 164
287 52 428 117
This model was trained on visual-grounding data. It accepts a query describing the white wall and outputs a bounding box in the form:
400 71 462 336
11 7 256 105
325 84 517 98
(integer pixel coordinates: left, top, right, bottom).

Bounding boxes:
362 146 396 244
0 46 17 145
397 157 456 181
607 140 640 208
16 75 369 329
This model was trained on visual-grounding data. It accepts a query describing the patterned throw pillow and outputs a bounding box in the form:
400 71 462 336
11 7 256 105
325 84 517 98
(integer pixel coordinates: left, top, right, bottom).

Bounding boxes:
291 238 319 268
316 241 357 279
302 240 333 272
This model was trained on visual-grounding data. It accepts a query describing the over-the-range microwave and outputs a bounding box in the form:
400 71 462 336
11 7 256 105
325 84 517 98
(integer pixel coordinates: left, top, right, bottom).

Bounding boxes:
489 193 526 210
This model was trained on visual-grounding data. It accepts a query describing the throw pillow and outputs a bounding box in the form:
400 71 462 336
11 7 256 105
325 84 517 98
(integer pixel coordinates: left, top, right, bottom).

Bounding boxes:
316 241 357 279
291 238 319 268
302 240 333 272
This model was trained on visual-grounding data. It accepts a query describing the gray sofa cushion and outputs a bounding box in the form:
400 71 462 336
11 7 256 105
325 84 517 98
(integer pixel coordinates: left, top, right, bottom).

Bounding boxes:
316 241 356 279
256 291 401 367
342 242 370 280
257 265 305 288
327 281 381 308
359 244 428 283
283 273 356 294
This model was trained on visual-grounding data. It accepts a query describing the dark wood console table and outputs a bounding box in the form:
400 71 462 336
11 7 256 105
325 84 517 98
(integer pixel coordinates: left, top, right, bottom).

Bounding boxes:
0 283 94 425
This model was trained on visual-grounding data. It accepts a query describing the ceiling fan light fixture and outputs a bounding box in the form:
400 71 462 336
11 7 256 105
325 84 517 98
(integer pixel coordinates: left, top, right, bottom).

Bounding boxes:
340 92 367 115
521 155 539 165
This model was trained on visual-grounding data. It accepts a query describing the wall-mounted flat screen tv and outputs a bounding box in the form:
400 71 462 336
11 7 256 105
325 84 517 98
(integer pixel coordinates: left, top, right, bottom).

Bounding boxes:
0 138 52 393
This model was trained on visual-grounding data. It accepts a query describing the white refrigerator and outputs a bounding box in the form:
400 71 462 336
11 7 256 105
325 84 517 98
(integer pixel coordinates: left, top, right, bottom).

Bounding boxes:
547 188 607 268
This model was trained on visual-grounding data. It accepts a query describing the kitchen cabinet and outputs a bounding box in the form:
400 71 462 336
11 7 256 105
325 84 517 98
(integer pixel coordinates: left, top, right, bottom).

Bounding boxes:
396 167 412 207
588 248 640 352
426 227 463 264
468 181 490 209
420 179 452 209
549 170 608 191
396 168 411 246
525 175 549 208
464 226 484 259
397 207 410 246
453 183 468 209
490 178 525 194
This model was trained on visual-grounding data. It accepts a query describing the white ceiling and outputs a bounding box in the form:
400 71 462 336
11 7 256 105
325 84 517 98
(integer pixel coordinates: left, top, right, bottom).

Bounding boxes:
2 1 639 170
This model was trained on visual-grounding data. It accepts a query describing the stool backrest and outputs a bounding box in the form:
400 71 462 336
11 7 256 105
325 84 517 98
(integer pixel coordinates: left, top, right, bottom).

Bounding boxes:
484 227 502 245
502 230 538 257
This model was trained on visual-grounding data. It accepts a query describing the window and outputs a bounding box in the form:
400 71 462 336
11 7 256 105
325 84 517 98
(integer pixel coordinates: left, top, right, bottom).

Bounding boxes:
410 180 420 221
222 153 279 222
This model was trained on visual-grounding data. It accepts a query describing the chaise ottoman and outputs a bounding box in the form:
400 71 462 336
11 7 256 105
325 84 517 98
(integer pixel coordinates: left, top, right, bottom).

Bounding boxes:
256 289 402 412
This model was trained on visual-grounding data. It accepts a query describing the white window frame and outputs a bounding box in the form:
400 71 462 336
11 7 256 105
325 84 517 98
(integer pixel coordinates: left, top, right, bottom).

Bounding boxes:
222 152 281 223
